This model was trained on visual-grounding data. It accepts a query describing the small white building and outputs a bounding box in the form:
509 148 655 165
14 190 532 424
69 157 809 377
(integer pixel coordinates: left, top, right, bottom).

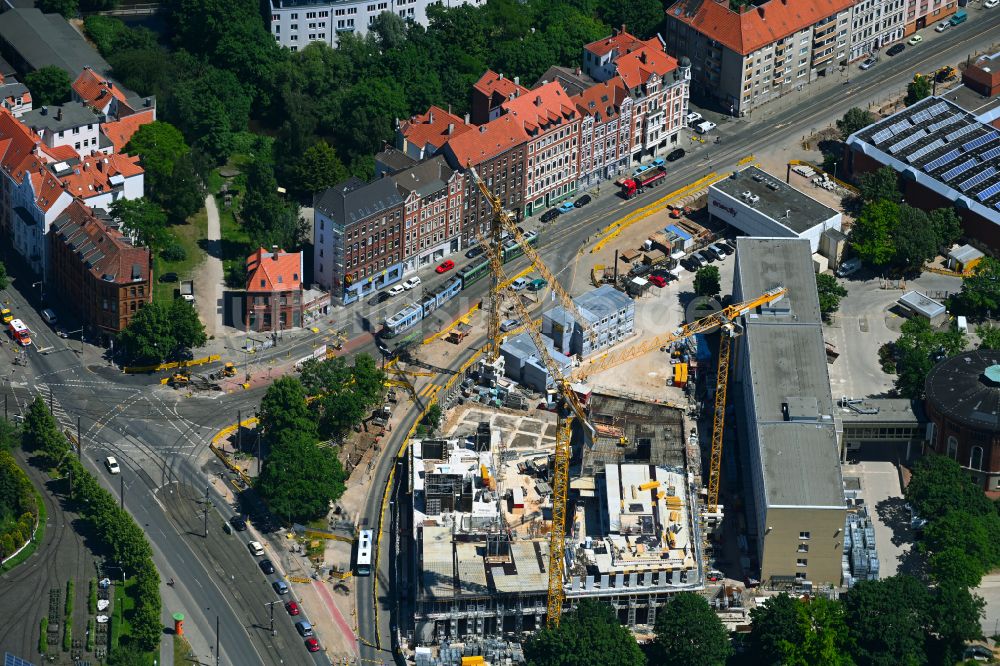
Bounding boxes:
708 166 842 253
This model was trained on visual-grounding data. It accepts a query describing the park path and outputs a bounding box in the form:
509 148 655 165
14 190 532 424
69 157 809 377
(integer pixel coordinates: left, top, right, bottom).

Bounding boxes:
194 195 224 338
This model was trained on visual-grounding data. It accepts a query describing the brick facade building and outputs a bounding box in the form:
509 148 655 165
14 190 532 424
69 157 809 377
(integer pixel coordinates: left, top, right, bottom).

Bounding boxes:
48 200 150 339
244 247 303 333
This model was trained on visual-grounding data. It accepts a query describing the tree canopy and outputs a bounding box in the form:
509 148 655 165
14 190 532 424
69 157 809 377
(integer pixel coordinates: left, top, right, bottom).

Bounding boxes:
24 66 71 107
976 324 1000 350
889 317 965 399
694 265 721 297
859 167 900 204
905 74 932 107
298 355 385 440
850 200 960 271
748 594 854 666
837 107 877 138
259 376 315 445
111 198 168 251
956 257 1000 316
524 599 646 666
255 426 346 522
117 299 207 364
653 592 732 666
842 576 932 666
816 273 848 321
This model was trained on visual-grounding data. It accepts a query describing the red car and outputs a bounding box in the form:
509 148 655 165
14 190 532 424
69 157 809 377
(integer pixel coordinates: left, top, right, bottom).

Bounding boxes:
648 274 667 288
436 259 455 273
305 637 320 652
285 601 300 616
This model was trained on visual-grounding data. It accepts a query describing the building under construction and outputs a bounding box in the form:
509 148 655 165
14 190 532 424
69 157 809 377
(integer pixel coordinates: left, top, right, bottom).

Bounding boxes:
408 394 704 656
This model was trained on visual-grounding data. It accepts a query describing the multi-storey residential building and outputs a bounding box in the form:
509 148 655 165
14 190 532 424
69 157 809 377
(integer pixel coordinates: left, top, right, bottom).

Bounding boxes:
574 79 632 187
582 29 690 164
500 82 580 215
394 155 464 273
470 70 528 125
0 74 30 117
664 0 855 116
396 105 473 162
903 0 957 34
849 0 906 62
48 200 150 340
268 0 485 51
244 246 304 332
21 103 105 159
442 114 527 245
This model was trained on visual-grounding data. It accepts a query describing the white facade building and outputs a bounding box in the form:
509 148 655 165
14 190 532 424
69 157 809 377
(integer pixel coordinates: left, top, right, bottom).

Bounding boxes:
849 0 906 62
20 103 106 160
269 0 485 51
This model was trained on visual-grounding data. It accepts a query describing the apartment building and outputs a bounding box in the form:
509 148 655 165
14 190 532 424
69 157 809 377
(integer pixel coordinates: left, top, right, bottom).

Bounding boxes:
471 70 528 125
441 114 527 246
268 0 485 51
395 155 464 273
396 105 473 162
849 0 906 62
0 73 29 117
904 0 958 34
582 30 690 162
574 79 632 187
244 247 304 332
48 200 150 339
664 0 855 116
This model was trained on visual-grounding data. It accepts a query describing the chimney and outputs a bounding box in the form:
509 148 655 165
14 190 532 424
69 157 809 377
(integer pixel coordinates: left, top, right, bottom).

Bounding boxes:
429 110 435 124
56 107 62 121
97 160 103 172
464 113 470 124
757 6 765 18
447 122 455 134
498 72 503 79
41 106 47 116
535 95 542 106
639 51 647 64
479 125 487 133
514 76 520 86
621 23 626 35
575 67 581 76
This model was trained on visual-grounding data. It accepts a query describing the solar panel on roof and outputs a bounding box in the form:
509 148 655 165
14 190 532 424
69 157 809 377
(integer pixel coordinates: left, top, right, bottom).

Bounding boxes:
889 129 926 154
928 114 961 133
981 145 1000 161
889 119 912 135
942 158 977 181
945 124 976 142
4 655 36 666
907 139 945 163
959 167 997 192
926 101 949 116
871 128 894 144
963 131 1000 153
910 109 933 124
976 181 1000 202
925 148 961 171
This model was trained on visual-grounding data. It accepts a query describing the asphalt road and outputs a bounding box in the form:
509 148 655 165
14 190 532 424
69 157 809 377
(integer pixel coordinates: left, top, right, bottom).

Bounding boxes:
2 9 998 663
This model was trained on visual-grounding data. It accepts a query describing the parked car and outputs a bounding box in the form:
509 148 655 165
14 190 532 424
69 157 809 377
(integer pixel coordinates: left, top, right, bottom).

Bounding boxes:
694 120 717 134
648 274 666 288
666 148 686 162
557 201 575 213
402 277 421 290
986 0 998 8
527 278 547 291
295 620 314 637
716 241 734 255
689 253 708 268
272 579 289 595
510 277 529 291
104 456 120 475
41 308 58 325
651 157 666 168
305 638 320 653
435 259 455 273
500 319 519 332
859 57 878 70
465 245 484 259
574 194 592 207
685 111 703 126
707 244 726 260
387 284 405 296
229 515 248 531
248 541 265 557
368 291 390 306
259 559 275 574
934 20 950 32
886 43 905 56
285 601 300 616
697 250 715 264
540 208 560 223
650 269 675 282
907 34 923 45
158 272 178 283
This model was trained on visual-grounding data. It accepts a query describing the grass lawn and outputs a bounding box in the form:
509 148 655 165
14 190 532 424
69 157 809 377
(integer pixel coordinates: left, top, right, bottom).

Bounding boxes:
153 208 209 304
173 634 194 666
109 577 137 650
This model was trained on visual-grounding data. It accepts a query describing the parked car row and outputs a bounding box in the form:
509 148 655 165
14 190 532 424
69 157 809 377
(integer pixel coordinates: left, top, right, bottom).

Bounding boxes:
679 241 734 272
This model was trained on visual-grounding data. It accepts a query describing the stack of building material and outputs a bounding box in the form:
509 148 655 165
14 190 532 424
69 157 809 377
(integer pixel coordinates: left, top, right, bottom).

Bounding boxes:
843 505 879 585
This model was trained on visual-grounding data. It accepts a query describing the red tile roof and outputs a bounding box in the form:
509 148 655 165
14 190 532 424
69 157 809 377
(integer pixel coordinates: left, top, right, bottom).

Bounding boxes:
60 154 144 200
573 78 629 121
102 108 155 153
246 247 302 292
0 106 42 174
615 43 679 89
53 200 150 284
444 113 529 167
399 105 473 153
583 28 649 58
501 81 577 136
666 0 854 56
72 67 127 110
473 70 529 103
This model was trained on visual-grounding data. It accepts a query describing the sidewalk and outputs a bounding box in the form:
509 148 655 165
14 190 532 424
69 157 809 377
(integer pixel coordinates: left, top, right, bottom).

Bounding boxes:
195 194 224 338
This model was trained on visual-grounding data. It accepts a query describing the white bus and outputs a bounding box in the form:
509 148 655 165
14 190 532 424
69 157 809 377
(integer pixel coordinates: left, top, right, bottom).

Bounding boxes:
356 529 373 576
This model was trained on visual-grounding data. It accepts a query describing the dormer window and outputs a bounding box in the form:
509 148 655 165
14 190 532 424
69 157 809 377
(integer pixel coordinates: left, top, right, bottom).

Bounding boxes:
260 279 266 287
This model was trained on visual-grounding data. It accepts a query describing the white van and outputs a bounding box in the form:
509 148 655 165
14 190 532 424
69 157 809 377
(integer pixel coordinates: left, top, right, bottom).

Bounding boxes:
695 120 717 134
41 308 58 325
510 277 530 291
836 257 862 277
957 316 968 334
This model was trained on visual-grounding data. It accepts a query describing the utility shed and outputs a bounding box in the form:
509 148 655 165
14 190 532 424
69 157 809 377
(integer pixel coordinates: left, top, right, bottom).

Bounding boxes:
947 244 985 273
898 291 948 327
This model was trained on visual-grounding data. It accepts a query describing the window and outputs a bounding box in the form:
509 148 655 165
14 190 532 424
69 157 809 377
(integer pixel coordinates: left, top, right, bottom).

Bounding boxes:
947 436 958 460
799 531 810 540
970 446 984 471
797 544 809 553
796 558 808 567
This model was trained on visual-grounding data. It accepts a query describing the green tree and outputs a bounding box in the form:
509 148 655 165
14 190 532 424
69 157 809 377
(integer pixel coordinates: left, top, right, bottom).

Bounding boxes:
110 198 167 251
891 317 965 399
117 299 206 364
816 273 848 321
83 16 157 56
904 454 996 520
976 325 1000 349
25 66 71 107
240 157 302 250
125 121 189 189
22 397 66 465
369 11 409 50
259 377 316 444
422 404 442 433
291 141 348 196
653 592 732 666
0 259 8 290
837 107 877 138
928 207 962 250
905 74 932 107
842 575 930 666
859 166 901 204
595 0 664 38
748 593 802 664
169 298 207 353
850 200 898 266
892 205 939 271
927 584 984 664
106 641 147 665
0 418 19 451
299 355 385 439
693 265 721 297
38 0 78 17
957 257 1000 316
157 152 205 222
256 428 346 522
524 599 646 666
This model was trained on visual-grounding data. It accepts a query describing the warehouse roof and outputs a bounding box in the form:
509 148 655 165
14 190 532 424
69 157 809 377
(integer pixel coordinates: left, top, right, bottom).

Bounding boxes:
755 423 843 507
0 9 112 78
734 237 821 324
925 350 1000 433
847 96 1000 226
711 166 839 234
